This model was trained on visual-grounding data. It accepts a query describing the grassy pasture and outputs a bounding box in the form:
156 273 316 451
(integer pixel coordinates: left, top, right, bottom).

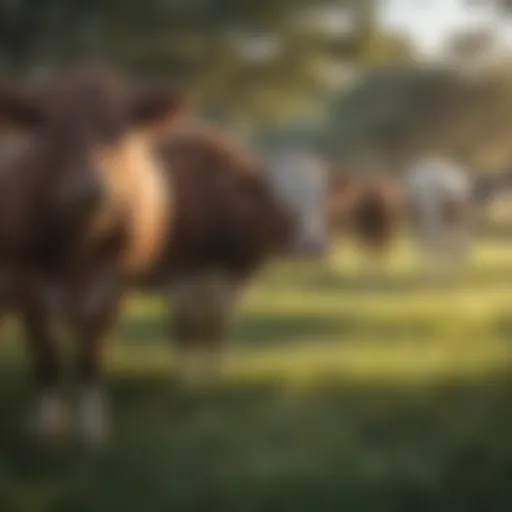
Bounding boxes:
2 238 512 511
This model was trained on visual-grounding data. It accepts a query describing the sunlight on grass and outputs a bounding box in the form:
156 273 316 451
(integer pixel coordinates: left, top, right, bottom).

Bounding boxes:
108 237 512 390
4 237 512 511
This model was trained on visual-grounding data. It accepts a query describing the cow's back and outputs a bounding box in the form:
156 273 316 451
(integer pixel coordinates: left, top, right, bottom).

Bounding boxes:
351 178 404 251
140 129 291 285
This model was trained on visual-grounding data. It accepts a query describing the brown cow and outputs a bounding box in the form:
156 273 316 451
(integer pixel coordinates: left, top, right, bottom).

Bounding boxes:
326 173 405 273
0 66 186 446
122 127 292 389
350 176 405 258
0 67 294 447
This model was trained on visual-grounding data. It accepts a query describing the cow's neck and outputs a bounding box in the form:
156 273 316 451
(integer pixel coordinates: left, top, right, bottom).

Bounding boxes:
92 132 172 276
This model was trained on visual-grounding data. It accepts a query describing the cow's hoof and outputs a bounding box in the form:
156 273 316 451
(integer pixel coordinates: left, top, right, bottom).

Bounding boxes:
76 386 110 449
27 392 69 446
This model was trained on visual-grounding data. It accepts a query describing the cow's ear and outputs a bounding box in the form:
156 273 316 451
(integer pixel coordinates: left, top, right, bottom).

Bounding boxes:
131 88 187 128
0 87 43 129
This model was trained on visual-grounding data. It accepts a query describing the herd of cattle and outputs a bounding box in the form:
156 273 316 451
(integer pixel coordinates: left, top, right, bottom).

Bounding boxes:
0 65 479 448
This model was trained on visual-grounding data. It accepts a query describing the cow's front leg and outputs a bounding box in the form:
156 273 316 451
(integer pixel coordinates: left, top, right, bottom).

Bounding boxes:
71 277 121 448
171 272 237 388
20 299 68 445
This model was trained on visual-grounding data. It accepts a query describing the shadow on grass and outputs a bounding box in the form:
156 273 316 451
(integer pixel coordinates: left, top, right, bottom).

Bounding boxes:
2 360 512 511
491 313 512 341
267 256 512 295
265 265 474 296
119 310 346 349
234 313 437 347
119 309 438 351
117 311 167 346
232 313 344 347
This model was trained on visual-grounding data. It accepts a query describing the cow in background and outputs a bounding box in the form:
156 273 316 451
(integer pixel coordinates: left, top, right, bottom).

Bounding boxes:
265 151 332 257
325 168 405 277
349 175 405 265
264 154 368 260
404 155 473 278
324 157 474 281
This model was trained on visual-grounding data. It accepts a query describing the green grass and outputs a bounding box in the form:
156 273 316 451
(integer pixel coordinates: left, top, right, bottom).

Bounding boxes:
2 238 512 511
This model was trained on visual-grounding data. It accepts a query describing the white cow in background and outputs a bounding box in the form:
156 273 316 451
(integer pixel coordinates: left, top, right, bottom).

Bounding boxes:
404 155 473 278
266 151 330 257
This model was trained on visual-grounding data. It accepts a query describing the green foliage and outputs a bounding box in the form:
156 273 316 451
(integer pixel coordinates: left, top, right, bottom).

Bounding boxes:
0 0 414 127
324 64 511 171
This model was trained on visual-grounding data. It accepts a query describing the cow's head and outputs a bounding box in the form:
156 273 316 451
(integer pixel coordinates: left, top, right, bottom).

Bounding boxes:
0 67 184 230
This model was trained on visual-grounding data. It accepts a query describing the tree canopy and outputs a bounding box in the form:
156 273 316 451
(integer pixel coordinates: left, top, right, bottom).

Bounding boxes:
0 0 414 125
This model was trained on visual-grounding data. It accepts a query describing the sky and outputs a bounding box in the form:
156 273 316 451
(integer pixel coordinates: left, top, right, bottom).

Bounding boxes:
379 0 512 58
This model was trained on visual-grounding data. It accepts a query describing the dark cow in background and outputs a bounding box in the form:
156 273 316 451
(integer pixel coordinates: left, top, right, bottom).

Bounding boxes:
0 66 331 447
349 176 405 261
326 171 405 272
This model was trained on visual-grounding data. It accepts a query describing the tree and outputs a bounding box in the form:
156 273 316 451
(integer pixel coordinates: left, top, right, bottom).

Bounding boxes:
324 64 505 171
0 0 414 128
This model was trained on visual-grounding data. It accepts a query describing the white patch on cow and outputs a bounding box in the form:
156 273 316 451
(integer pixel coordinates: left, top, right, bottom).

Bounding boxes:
266 152 328 255
76 385 109 447
92 133 171 276
28 390 69 443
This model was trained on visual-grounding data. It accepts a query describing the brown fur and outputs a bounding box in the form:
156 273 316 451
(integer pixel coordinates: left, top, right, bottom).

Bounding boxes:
143 125 292 284
0 67 186 444
0 66 184 274
146 126 292 385
0 68 293 442
330 175 405 255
